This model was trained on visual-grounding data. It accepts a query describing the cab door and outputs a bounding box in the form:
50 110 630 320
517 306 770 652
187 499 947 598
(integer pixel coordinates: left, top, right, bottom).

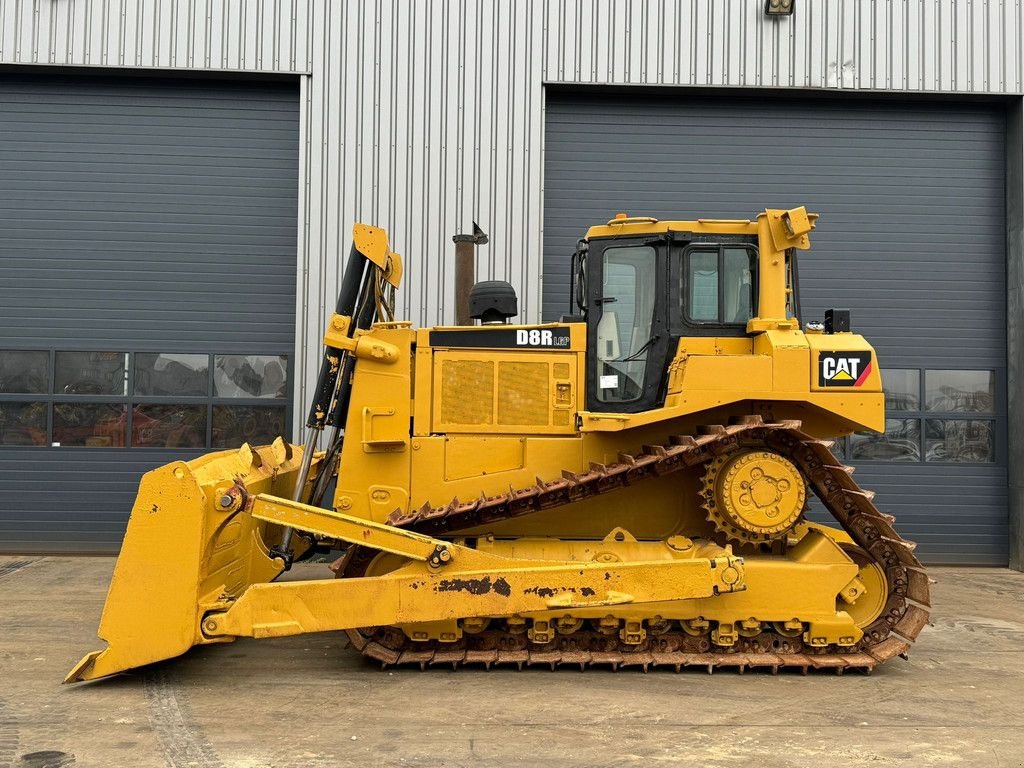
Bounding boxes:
585 236 673 413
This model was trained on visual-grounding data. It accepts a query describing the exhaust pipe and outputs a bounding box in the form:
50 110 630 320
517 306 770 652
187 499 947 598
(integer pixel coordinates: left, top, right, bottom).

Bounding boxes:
453 221 488 325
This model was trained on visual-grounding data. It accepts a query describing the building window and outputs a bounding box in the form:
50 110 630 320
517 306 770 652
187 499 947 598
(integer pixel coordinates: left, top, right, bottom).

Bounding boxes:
882 369 920 411
212 405 289 448
0 350 290 449
0 402 47 446
924 370 994 414
55 351 128 395
0 351 49 394
921 369 995 462
840 368 998 464
214 355 289 398
131 404 207 448
134 354 209 397
924 419 994 464
850 417 920 462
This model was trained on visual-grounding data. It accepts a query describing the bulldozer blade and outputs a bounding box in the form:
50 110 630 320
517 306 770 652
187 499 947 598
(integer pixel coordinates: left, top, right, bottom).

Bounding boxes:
66 439 314 683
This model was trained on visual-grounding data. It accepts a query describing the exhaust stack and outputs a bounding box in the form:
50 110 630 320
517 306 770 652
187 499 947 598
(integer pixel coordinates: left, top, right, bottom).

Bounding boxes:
452 221 488 325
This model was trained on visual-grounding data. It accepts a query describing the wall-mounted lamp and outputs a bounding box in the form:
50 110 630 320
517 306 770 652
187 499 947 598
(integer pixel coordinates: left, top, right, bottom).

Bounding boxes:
765 0 795 16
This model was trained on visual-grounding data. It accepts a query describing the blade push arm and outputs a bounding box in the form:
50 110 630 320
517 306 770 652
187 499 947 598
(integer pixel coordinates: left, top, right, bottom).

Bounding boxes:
200 494 746 641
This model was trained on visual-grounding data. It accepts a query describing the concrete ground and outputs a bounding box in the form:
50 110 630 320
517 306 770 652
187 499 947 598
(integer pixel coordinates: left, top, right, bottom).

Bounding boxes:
1 557 1022 768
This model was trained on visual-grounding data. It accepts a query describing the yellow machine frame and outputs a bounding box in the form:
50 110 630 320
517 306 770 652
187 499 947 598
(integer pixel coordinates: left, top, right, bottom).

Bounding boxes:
67 208 919 683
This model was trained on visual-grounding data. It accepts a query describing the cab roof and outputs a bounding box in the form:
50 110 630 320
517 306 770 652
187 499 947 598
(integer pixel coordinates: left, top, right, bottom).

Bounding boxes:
585 214 759 240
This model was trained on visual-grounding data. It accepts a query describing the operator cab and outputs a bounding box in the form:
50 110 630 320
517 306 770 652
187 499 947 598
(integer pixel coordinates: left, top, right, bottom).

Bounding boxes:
572 214 799 413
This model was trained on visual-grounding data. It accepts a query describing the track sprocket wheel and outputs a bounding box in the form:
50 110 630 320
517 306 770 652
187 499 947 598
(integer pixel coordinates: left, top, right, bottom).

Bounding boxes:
703 449 806 544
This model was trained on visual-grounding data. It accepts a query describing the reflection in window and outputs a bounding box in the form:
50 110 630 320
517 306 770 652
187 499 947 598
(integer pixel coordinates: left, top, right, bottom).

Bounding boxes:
214 355 288 398
722 248 754 324
687 251 718 321
830 437 847 462
925 370 994 413
596 246 656 404
135 354 209 396
55 352 127 395
53 403 126 447
0 351 49 394
881 369 919 412
212 405 287 448
132 405 207 448
684 247 754 325
850 418 920 462
837 368 1001 465
0 402 47 446
925 419 994 463
0 350 291 449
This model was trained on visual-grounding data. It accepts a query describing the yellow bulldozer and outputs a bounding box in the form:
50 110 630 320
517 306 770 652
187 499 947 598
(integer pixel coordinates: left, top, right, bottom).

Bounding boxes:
67 207 930 682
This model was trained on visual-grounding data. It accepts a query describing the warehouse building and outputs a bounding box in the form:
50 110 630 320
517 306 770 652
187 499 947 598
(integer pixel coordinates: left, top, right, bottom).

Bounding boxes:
0 1 1020 567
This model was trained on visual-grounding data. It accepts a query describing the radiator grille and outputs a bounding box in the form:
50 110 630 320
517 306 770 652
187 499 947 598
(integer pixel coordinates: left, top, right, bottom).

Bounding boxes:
441 360 494 425
497 362 549 426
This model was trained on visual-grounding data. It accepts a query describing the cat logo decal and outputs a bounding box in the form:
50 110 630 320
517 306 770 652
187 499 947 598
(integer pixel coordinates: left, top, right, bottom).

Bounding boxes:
819 352 873 388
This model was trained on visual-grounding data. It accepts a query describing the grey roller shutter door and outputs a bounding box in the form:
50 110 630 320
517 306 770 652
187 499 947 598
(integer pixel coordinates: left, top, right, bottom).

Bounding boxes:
0 75 299 553
543 93 1007 565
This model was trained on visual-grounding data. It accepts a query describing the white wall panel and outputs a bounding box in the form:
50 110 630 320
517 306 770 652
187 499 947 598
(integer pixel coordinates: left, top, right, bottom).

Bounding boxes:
7 2 1017 88
0 0 312 72
293 0 1022 410
1 0 1022 410
541 0 1023 92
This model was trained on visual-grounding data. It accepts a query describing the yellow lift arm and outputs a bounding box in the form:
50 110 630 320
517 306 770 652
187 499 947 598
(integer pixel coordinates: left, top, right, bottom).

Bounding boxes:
203 495 746 641
66 447 744 683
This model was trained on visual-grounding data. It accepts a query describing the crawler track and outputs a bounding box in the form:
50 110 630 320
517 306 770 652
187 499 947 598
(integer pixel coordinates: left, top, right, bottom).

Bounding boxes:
339 419 931 673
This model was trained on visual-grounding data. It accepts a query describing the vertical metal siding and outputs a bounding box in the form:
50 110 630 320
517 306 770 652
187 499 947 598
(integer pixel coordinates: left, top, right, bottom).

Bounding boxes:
539 0 1023 92
292 0 1023 412
0 0 312 73
1 0 1022 415
293 0 547 410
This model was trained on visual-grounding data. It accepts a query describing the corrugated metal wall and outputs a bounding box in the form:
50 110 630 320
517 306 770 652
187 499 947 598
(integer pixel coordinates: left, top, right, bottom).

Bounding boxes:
5 1 1020 88
0 0 311 73
543 93 1008 563
544 0 1024 91
0 75 300 351
543 95 1009 354
1 0 1023 414
0 74 299 552
294 0 1024 413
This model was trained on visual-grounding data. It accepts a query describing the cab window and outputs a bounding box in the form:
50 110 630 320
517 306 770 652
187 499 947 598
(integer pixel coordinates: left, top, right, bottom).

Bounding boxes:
595 245 657 404
682 246 756 326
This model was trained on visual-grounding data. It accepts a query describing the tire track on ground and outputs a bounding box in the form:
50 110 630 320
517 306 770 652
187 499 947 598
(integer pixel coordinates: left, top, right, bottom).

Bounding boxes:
0 559 39 581
143 670 224 768
0 698 19 768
